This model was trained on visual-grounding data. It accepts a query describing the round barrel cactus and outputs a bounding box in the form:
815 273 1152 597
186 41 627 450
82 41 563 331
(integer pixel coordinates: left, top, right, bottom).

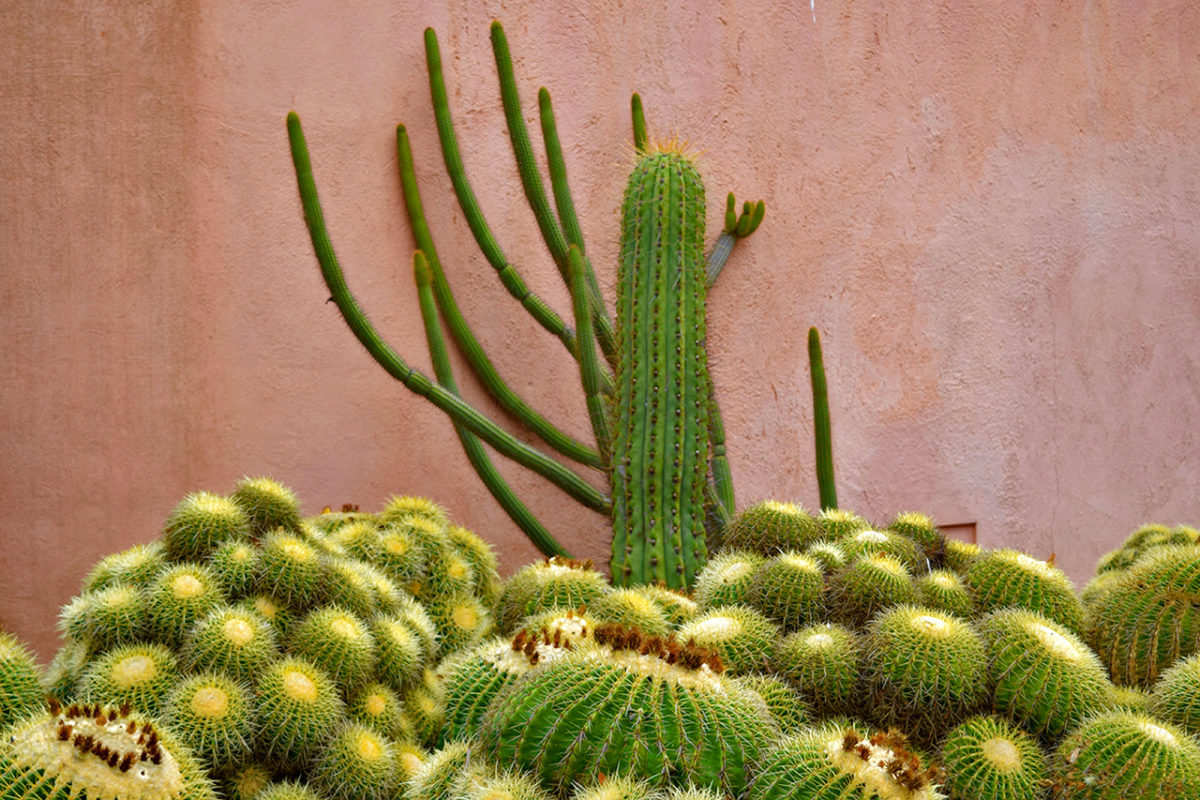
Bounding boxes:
862 606 988 742
964 549 1082 633
940 715 1047 800
720 501 821 555
1084 546 1200 687
978 608 1108 739
747 722 944 800
1049 711 1200 799
477 624 777 796
0 699 216 800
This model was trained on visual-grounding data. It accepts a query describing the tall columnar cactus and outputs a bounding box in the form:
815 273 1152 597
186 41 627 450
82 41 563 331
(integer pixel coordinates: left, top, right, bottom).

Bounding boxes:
610 149 710 585
286 22 763 588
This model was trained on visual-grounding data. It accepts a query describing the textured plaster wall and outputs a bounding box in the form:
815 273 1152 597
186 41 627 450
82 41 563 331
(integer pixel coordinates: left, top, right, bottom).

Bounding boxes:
2 0 1198 662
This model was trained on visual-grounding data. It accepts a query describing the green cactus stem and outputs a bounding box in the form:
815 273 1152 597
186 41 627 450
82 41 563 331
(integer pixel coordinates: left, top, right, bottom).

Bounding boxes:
288 22 765 588
422 31 578 360
808 327 838 511
287 111 608 525
568 245 614 464
412 251 569 557
705 192 765 286
394 113 602 470
540 88 613 349
631 93 649 152
610 147 710 586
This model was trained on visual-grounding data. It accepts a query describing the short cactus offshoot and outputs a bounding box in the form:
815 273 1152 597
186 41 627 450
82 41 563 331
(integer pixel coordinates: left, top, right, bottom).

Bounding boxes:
287 21 764 589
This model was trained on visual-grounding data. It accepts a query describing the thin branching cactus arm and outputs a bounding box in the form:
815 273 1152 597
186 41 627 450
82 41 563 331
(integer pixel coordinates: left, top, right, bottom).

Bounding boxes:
394 122 602 469
412 250 572 557
536 88 614 383
286 111 608 515
706 193 766 286
422 29 597 378
566 246 612 467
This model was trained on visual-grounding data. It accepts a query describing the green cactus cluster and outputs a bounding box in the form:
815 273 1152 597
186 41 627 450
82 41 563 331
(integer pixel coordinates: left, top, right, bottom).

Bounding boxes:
13 501 1200 800
287 19 775 591
17 478 502 798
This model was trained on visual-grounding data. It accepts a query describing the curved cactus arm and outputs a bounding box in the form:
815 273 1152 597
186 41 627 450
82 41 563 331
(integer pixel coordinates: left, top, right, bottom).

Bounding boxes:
537 88 586 254
490 21 619 368
630 93 648 153
489 22 569 268
413 251 573 557
422 29 580 360
705 372 735 520
808 326 838 510
396 124 603 470
286 111 609 514
705 194 766 287
538 88 618 371
566 245 612 467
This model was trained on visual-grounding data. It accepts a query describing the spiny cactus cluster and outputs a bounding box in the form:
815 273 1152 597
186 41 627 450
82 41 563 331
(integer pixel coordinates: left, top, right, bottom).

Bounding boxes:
4 477 502 800
5 493 1200 800
1081 523 1200 688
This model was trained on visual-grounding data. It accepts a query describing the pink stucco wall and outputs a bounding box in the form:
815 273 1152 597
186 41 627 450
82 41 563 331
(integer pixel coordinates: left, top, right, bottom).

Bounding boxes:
2 1 1198 663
